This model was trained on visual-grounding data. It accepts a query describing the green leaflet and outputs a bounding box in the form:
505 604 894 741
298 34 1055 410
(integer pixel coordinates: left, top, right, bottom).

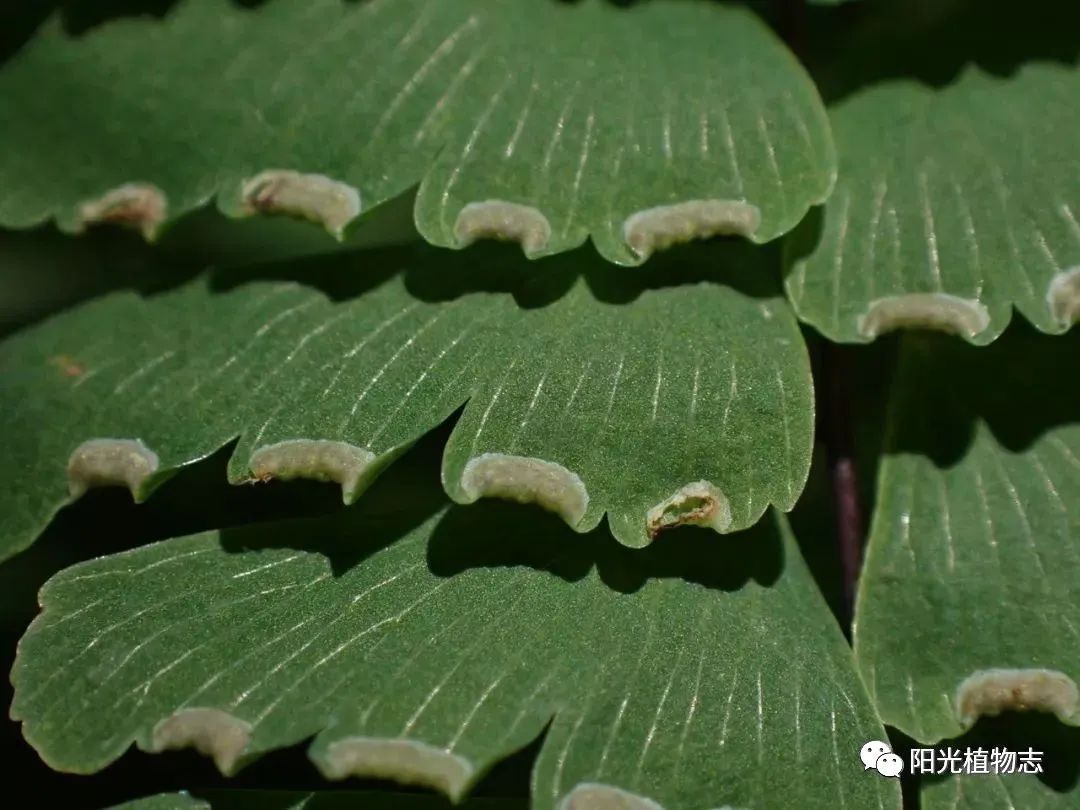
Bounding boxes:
919 710 1080 809
854 325 1080 744
107 790 526 810
924 777 1080 810
12 460 897 810
0 0 835 265
786 62 1080 344
0 240 813 557
920 718 1080 810
107 795 209 810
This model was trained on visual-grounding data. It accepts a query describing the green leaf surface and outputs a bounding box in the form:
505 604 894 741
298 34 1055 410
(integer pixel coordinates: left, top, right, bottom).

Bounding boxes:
0 0 835 264
920 773 1080 810
854 325 1080 744
924 775 1080 810
786 63 1080 344
12 461 896 810
106 794 209 810
106 790 526 810
919 710 1080 810
0 240 813 557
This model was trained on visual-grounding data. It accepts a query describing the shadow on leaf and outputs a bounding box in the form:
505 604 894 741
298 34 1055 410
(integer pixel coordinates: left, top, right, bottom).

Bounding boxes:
807 0 1080 104
209 234 784 316
886 322 1080 468
426 499 784 594
919 711 1080 795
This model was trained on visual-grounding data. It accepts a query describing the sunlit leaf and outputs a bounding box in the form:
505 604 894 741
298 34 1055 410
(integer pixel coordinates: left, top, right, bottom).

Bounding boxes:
106 794 208 810
786 62 1080 344
855 325 1080 743
0 0 835 264
0 240 812 557
12 461 895 809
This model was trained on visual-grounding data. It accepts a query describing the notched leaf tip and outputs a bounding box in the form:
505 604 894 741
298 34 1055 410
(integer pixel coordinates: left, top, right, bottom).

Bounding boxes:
75 183 167 240
622 199 761 260
459 452 589 527
240 170 361 239
646 481 732 539
248 439 376 503
150 707 252 775
955 668 1079 728
317 737 474 801
453 199 552 255
856 293 990 340
558 783 663 810
1046 267 1080 328
67 438 159 500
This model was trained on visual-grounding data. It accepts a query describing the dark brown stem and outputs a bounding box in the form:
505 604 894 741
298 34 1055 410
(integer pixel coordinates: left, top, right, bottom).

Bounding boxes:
823 343 863 627
775 0 861 626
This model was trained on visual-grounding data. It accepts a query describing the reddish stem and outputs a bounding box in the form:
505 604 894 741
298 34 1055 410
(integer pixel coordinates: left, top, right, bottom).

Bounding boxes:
824 343 863 627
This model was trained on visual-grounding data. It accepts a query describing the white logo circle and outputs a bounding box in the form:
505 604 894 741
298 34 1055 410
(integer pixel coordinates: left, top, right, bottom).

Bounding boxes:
860 740 905 778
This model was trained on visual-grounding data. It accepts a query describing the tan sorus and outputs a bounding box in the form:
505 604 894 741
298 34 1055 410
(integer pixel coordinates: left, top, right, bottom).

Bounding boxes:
241 170 361 238
623 199 761 259
150 708 252 775
459 453 589 526
1046 267 1080 327
955 668 1079 728
67 438 159 499
248 439 376 502
453 199 552 254
76 183 168 240
318 737 474 801
646 481 732 539
558 783 664 810
857 293 990 339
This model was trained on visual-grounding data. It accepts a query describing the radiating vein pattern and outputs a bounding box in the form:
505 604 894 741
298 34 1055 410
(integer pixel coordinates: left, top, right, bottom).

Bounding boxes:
854 327 1080 743
0 0 834 264
12 484 896 810
0 241 812 556
786 63 1080 344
